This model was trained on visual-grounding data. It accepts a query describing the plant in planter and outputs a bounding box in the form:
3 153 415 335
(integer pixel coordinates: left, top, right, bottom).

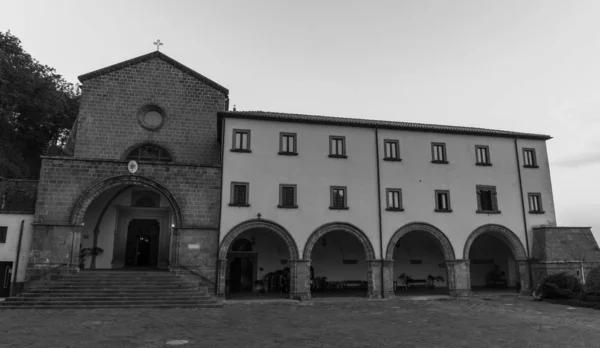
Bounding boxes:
79 247 104 269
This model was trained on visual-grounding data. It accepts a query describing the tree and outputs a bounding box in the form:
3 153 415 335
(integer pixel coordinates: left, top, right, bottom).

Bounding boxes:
0 30 80 179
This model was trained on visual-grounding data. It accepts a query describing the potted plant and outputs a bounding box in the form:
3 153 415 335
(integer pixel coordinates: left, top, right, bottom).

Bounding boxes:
79 246 104 269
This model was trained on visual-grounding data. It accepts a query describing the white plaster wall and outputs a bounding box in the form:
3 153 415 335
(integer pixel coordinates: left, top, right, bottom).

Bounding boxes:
310 230 367 281
221 117 557 262
221 118 380 258
392 232 447 286
468 234 514 287
228 230 291 281
0 213 34 283
377 129 556 259
80 186 170 269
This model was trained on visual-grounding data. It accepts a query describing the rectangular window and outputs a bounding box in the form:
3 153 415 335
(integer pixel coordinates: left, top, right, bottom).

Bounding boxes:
476 185 500 213
279 184 297 208
279 132 297 155
386 189 403 211
329 136 347 158
523 148 538 167
383 140 401 160
435 190 452 212
232 129 251 152
0 226 6 243
475 145 491 165
431 142 448 163
528 193 544 213
330 186 348 209
230 182 249 206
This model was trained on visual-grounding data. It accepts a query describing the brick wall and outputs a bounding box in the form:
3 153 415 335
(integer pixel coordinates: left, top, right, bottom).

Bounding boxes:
74 56 227 166
35 157 221 228
0 178 38 213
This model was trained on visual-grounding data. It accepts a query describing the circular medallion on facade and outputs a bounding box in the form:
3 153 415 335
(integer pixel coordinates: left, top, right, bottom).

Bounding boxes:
137 105 166 131
128 160 138 174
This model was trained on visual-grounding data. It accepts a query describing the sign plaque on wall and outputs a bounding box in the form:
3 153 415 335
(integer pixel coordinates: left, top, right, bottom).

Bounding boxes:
188 244 200 249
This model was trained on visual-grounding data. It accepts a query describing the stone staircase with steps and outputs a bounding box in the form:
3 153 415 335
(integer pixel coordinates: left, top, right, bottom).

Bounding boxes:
0 269 223 309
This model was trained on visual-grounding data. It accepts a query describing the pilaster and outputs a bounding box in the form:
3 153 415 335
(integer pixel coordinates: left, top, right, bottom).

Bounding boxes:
446 259 471 297
289 260 311 301
516 259 531 295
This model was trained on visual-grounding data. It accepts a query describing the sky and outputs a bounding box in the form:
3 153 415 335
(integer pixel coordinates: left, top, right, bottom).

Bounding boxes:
1 0 599 242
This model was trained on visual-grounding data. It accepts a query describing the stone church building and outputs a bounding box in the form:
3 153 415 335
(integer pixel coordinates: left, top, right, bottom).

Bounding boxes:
3 51 599 302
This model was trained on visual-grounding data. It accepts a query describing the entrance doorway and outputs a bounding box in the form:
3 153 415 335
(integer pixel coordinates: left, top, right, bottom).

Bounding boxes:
0 262 13 297
125 219 160 268
229 255 255 292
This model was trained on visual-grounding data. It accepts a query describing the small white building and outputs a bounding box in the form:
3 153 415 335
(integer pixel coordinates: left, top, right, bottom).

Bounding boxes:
0 179 37 297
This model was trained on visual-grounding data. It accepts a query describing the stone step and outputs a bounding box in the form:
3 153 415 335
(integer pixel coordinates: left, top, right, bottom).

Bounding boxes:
77 272 174 276
0 299 219 306
6 296 215 303
28 288 203 294
37 284 198 290
49 280 188 286
0 303 223 309
19 290 208 297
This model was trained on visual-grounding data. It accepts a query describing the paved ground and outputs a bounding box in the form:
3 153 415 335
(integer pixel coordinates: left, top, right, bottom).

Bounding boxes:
1 294 599 348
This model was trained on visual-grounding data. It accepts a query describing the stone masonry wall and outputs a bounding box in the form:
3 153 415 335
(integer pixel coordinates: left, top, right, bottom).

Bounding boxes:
74 56 227 166
34 157 221 228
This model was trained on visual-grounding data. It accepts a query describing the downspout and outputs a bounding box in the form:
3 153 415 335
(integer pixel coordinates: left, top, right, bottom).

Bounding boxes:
514 138 533 289
216 116 226 296
91 185 133 269
10 219 24 296
375 128 385 298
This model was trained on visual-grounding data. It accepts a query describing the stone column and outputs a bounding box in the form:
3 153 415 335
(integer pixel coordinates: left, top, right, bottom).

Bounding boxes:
289 260 311 301
367 260 382 299
446 259 471 297
516 259 531 295
382 260 395 299
216 259 228 298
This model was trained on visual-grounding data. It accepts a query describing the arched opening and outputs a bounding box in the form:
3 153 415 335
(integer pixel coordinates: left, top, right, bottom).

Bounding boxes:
464 224 527 294
304 223 375 298
386 223 455 296
219 219 299 300
73 177 181 270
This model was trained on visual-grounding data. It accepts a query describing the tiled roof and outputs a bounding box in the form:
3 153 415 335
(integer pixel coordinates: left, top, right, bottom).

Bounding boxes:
218 111 552 140
78 51 229 95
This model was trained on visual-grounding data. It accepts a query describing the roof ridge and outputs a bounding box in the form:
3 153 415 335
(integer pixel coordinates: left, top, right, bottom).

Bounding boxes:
78 51 228 95
218 110 552 140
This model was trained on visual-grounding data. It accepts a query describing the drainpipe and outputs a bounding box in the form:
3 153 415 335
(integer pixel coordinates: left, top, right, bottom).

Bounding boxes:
215 116 226 296
375 128 385 298
10 220 24 296
514 138 533 289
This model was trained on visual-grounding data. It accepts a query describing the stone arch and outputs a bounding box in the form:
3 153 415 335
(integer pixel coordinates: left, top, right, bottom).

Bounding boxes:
121 140 175 162
463 224 527 260
219 219 299 260
385 222 456 261
70 175 183 228
303 222 376 260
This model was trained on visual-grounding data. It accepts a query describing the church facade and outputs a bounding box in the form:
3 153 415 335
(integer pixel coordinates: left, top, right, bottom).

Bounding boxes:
18 51 599 300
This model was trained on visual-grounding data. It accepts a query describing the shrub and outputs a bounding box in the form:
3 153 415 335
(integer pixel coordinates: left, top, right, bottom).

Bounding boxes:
540 272 582 299
585 266 600 295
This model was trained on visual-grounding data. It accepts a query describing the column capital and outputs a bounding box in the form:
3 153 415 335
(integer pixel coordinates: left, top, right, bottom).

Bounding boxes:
288 259 311 265
446 259 470 266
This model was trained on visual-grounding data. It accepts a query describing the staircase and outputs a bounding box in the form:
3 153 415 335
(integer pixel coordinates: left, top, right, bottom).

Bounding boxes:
0 270 223 309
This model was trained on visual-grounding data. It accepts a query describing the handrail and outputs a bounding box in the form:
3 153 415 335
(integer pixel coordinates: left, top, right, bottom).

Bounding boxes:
177 265 215 286
35 263 69 279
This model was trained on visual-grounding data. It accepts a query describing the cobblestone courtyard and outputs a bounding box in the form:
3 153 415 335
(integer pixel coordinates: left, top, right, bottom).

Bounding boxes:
1 295 599 347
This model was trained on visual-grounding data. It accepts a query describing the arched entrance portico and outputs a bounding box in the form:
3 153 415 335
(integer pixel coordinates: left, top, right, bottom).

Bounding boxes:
464 224 530 294
70 175 183 270
385 222 455 296
303 222 377 298
217 219 300 299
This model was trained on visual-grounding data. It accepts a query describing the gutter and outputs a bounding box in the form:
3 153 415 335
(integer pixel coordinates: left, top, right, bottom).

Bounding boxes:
375 128 385 298
514 138 533 289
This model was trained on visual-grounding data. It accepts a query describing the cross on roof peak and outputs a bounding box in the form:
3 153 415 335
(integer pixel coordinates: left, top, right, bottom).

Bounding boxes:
153 39 163 52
